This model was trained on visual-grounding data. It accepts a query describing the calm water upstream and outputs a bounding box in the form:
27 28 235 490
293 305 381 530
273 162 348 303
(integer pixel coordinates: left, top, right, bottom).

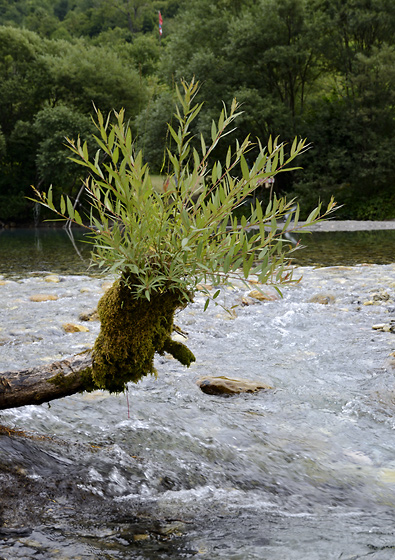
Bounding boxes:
1 227 395 559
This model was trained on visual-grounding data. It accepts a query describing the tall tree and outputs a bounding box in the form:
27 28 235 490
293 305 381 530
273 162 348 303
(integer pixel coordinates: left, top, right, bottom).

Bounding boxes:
0 26 148 222
291 0 395 217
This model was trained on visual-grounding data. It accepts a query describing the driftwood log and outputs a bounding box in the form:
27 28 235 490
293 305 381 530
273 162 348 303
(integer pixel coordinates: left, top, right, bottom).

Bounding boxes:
0 352 93 410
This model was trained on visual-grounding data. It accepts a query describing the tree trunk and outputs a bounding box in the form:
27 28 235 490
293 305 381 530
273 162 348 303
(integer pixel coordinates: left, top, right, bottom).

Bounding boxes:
0 352 94 410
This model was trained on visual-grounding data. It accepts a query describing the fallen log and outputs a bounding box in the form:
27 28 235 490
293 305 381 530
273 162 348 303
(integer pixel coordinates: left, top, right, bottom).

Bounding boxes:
0 352 94 410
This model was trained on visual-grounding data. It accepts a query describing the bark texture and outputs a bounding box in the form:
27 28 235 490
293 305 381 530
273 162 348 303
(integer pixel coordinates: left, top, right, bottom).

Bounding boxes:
0 352 93 410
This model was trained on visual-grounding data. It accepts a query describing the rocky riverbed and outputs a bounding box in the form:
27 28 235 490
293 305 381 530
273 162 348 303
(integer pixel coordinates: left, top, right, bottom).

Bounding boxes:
1 261 395 558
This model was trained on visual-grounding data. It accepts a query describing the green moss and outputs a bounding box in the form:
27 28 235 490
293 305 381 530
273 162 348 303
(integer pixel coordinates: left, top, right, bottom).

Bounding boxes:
162 339 196 367
48 367 96 392
92 274 195 393
48 372 74 389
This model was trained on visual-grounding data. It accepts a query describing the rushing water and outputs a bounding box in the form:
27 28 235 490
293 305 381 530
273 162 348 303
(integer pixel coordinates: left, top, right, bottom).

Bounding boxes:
1 228 395 559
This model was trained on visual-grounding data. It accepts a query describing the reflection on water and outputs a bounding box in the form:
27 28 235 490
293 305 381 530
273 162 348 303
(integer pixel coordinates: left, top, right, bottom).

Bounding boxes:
295 229 395 266
1 228 395 278
0 228 91 277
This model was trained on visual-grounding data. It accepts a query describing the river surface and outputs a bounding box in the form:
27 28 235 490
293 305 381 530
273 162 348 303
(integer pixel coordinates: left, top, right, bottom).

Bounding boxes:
1 228 395 559
1 227 395 273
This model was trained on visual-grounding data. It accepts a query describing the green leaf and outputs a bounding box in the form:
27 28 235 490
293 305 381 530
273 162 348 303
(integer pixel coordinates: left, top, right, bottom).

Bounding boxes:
211 162 218 185
243 253 254 278
60 195 66 215
211 120 217 142
240 155 250 181
113 146 119 165
200 134 207 157
66 197 75 220
47 186 54 209
226 146 231 169
193 147 201 170
181 208 190 228
108 127 115 150
74 210 83 225
306 207 319 223
197 241 204 259
223 253 231 274
290 137 297 156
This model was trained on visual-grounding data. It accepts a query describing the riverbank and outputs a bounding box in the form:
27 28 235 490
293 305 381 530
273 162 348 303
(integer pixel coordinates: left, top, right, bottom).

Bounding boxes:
2 219 395 232
300 220 395 232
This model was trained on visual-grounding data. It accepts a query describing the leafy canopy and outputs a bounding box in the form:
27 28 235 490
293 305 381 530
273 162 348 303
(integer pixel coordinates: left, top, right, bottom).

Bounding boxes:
33 79 336 307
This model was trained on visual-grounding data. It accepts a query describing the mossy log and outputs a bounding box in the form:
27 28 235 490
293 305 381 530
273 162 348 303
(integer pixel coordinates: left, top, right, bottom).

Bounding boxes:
0 276 196 409
0 352 94 410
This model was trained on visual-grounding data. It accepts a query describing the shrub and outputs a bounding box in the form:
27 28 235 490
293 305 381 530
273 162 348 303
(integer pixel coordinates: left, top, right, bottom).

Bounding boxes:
33 79 336 391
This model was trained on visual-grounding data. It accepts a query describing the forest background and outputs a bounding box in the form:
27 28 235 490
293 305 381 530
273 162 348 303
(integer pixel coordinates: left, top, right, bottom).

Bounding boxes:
0 0 394 224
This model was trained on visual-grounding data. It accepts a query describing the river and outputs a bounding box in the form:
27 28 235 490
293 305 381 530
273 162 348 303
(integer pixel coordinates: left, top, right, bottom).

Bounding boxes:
1 227 395 559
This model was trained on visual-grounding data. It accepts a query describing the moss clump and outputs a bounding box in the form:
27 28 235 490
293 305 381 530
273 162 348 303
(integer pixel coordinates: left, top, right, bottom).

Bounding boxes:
162 339 196 367
92 274 195 392
48 367 96 393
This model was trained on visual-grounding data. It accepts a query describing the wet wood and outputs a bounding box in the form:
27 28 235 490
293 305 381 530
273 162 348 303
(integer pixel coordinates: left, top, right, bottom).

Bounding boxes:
0 352 93 410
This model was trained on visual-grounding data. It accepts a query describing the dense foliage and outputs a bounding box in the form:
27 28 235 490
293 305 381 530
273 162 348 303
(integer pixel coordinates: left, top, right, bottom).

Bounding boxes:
1 0 394 222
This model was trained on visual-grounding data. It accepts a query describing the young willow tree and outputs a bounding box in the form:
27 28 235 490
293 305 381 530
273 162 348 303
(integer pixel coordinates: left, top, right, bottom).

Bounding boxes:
32 79 336 394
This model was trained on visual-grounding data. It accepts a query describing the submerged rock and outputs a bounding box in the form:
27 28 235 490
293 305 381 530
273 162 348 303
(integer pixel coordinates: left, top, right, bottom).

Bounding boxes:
197 376 272 396
372 321 395 333
242 287 281 306
44 275 60 283
29 294 58 302
372 291 390 301
63 323 90 333
248 288 280 302
79 309 99 322
309 293 336 305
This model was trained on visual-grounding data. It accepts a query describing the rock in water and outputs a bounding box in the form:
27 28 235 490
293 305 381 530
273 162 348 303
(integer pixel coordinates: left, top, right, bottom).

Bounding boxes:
309 293 336 305
248 288 280 301
44 275 60 283
29 294 58 302
79 309 99 322
197 376 272 396
63 323 90 333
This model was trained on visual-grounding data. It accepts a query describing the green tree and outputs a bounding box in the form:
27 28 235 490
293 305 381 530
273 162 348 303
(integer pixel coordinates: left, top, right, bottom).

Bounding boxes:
135 86 176 171
0 26 149 222
290 0 395 218
103 0 152 37
44 39 148 116
33 105 95 192
0 27 50 136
